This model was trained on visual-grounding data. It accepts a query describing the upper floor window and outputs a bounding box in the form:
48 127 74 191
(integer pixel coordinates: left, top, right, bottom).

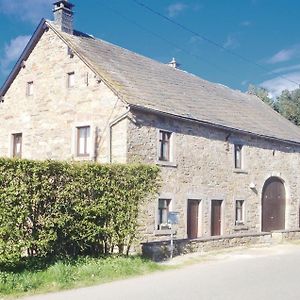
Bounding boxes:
159 130 172 162
12 133 22 158
77 126 90 157
67 72 75 88
235 200 245 225
234 144 243 169
26 81 33 96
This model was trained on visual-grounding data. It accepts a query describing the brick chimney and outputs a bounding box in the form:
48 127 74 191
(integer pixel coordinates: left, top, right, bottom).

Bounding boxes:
53 0 75 34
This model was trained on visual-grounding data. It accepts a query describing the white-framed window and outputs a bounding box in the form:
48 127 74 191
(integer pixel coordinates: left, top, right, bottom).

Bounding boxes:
76 126 91 157
26 81 33 96
234 144 243 169
157 198 171 230
67 72 75 88
12 133 22 158
235 200 245 225
158 130 172 162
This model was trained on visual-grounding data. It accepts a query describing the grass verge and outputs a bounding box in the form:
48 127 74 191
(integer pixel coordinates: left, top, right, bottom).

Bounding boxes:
0 256 165 299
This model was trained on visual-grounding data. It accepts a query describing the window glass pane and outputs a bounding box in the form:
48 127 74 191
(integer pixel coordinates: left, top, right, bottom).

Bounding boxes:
78 129 85 154
158 199 167 209
162 208 168 224
85 127 91 155
158 199 171 227
77 126 90 156
13 133 22 158
236 200 244 223
159 131 171 161
159 131 163 140
235 144 242 169
68 72 75 87
165 132 171 142
162 142 169 161
27 82 33 96
16 140 21 154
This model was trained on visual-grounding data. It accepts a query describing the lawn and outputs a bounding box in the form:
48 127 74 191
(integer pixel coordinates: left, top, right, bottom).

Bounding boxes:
0 256 164 298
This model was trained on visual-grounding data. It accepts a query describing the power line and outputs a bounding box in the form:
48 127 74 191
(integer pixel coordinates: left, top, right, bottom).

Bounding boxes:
100 2 249 83
132 0 300 87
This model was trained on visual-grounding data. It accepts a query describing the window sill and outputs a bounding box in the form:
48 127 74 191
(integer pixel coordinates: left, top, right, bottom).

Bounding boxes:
74 156 93 161
233 169 248 174
234 224 249 231
156 160 177 168
154 229 176 236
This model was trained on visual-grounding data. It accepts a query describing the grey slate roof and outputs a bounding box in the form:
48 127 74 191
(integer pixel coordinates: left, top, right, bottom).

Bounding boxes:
5 20 300 145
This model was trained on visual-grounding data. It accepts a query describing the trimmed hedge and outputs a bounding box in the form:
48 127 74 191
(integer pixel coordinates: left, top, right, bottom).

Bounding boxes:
0 158 159 265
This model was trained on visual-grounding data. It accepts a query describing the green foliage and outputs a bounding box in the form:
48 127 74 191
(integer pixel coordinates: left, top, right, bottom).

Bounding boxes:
248 85 300 126
248 84 275 108
0 159 159 265
0 256 163 297
276 89 300 126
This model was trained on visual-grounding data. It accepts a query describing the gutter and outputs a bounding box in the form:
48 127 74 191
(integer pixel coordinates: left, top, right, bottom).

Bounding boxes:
129 104 300 148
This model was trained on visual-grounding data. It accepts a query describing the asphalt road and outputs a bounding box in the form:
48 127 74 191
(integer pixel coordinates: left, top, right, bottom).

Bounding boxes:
22 244 300 300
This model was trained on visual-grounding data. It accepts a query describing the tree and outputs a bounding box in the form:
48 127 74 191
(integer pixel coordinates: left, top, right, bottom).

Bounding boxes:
248 84 274 107
276 88 300 126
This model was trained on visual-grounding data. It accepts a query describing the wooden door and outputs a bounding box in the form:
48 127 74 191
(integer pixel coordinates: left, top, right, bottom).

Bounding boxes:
262 177 285 232
211 200 222 236
187 200 199 239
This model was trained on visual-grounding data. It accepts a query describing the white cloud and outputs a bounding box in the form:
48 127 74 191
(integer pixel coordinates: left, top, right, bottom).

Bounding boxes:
260 72 300 98
223 34 240 50
267 45 300 64
0 35 31 75
0 0 52 24
167 3 188 18
241 21 251 27
241 80 249 86
189 36 203 44
269 64 300 75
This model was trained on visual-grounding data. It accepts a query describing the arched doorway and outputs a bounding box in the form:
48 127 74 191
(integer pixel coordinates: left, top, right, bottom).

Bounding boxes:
262 177 286 232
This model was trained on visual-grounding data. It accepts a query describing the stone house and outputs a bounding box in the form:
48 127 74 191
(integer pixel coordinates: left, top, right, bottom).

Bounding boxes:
1 1 300 247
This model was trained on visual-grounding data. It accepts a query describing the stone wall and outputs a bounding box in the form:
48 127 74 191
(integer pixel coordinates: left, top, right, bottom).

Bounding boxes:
0 27 128 163
128 110 300 242
142 229 300 261
142 232 273 261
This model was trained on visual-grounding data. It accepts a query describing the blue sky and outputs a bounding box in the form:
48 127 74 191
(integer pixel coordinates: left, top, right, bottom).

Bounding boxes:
0 0 300 97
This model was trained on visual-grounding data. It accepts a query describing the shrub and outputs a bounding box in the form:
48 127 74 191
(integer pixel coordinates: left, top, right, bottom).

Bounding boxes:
0 158 159 265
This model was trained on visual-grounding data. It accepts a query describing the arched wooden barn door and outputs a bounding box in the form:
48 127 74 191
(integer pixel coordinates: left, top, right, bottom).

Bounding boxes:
262 177 286 232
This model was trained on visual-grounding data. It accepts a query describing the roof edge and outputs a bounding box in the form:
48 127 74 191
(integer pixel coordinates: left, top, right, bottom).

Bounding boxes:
0 19 47 98
130 104 300 147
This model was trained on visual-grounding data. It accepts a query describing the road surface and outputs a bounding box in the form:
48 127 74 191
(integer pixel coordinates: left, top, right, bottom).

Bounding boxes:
22 244 300 300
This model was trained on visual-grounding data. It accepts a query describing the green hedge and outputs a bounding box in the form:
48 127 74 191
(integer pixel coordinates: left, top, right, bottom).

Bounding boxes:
0 158 159 265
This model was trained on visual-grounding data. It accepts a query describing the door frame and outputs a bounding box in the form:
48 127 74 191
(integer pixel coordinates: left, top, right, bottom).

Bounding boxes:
210 199 224 236
261 176 286 232
186 199 202 239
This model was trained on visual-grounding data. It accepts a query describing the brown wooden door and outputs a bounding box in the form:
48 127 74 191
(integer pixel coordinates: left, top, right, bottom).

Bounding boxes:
262 177 285 232
187 200 199 239
211 200 222 236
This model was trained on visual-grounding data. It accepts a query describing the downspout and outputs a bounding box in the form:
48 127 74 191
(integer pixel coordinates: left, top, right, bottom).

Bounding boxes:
108 106 131 163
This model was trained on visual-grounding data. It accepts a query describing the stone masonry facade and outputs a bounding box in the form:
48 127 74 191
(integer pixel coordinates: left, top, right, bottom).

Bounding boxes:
128 110 300 242
0 28 128 164
1 26 300 245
